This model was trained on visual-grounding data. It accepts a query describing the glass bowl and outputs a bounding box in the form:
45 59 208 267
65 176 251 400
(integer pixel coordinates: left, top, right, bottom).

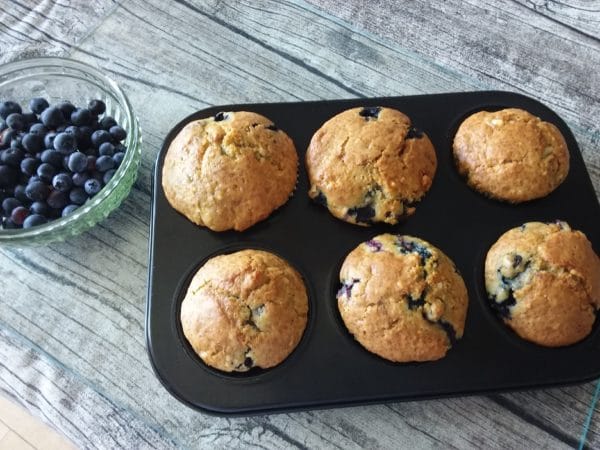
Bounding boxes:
0 57 141 246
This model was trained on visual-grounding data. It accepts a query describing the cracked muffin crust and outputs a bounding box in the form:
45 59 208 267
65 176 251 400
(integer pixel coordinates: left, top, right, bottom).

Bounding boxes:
180 249 309 372
162 111 298 231
485 221 600 347
306 107 437 226
337 234 468 362
453 108 569 203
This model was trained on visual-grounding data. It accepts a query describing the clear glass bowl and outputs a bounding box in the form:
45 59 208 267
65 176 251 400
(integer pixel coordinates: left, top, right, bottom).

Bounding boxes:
0 57 141 246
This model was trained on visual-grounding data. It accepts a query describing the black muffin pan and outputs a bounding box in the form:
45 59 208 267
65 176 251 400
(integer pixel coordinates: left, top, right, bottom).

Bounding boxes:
147 91 600 416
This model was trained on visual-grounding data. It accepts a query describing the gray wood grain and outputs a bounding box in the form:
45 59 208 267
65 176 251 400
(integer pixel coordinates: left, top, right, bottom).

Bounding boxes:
0 0 599 448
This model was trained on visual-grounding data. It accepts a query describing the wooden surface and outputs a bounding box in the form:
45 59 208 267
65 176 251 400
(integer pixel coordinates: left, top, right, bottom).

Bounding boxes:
0 0 599 448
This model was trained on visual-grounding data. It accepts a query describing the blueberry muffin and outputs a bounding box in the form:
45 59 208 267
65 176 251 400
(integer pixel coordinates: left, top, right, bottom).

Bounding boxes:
453 108 569 202
162 111 297 231
180 249 308 372
306 107 437 226
337 234 468 362
485 221 600 346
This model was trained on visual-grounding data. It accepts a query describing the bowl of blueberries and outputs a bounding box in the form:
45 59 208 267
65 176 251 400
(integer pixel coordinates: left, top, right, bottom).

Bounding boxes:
0 57 141 245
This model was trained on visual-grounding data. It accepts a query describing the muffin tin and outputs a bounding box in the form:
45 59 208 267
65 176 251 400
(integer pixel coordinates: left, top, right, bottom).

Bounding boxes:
147 91 600 416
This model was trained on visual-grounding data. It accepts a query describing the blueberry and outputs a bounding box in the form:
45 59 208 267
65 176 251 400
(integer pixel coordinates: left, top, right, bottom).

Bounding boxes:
23 214 47 228
53 132 77 154
90 170 103 182
0 119 5 131
29 97 49 114
98 142 115 156
69 187 88 205
13 184 28 202
366 239 383 252
91 130 111 149
71 172 89 187
52 173 72 192
359 107 381 119
46 190 68 210
40 149 63 168
1 148 24 167
88 99 106 116
64 125 81 141
87 155 97 171
77 126 93 150
28 122 47 135
30 201 49 216
103 169 116 184
0 101 22 119
10 206 29 225
1 218 17 229
20 157 39 176
10 137 22 150
62 204 78 217
36 162 55 182
25 181 49 202
113 152 125 166
214 112 227 121
84 178 101 196
406 127 423 139
95 155 114 172
57 101 76 120
21 133 43 153
22 112 37 124
0 129 17 149
56 125 66 133
71 108 92 126
2 197 21 215
109 125 126 141
44 131 57 149
347 204 375 224
6 113 25 131
67 152 87 173
40 107 65 128
100 116 117 130
0 165 17 187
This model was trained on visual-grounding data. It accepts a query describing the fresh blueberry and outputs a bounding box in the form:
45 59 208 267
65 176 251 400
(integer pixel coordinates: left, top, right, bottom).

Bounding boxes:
23 213 47 228
84 178 101 196
0 119 5 131
53 132 77 154
64 125 81 141
6 113 25 131
21 133 43 153
10 206 29 225
52 173 72 192
1 218 17 228
103 169 116 184
91 129 111 149
359 107 381 119
40 106 65 128
77 126 93 150
0 101 22 119
71 108 92 126
71 172 89 187
22 112 37 124
20 157 39 176
13 184 28 202
56 125 66 133
88 99 106 116
100 116 117 130
36 162 56 182
30 201 49 216
87 155 97 171
2 197 21 215
69 187 88 205
109 125 126 141
112 152 125 166
0 165 17 187
40 149 64 168
57 101 76 120
29 97 49 114
67 152 87 173
1 148 24 167
44 131 57 149
214 112 227 121
28 122 47 135
10 136 23 150
46 190 68 210
98 142 115 156
95 155 114 172
0 129 16 149
62 204 78 217
25 180 50 201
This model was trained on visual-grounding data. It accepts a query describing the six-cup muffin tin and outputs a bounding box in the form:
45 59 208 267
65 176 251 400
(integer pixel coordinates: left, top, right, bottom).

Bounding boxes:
147 91 600 416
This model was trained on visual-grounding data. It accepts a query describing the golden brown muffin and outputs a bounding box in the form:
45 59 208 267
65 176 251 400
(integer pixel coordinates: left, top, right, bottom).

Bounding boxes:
337 234 468 362
485 221 600 346
180 249 309 372
453 108 569 202
306 107 437 226
162 111 298 231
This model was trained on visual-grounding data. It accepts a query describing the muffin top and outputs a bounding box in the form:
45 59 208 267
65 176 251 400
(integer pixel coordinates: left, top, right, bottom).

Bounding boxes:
306 107 437 226
162 111 298 231
485 221 600 346
180 249 309 372
453 108 569 203
337 234 468 362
